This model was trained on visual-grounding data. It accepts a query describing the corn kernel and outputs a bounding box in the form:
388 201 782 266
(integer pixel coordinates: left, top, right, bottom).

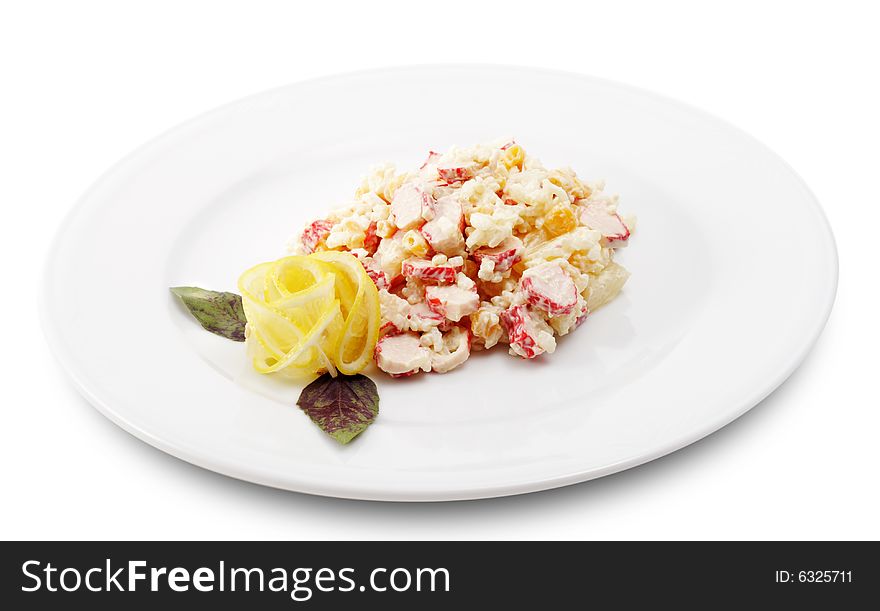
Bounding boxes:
548 169 592 201
573 178 592 201
382 173 407 202
376 220 396 239
402 230 429 256
547 174 565 189
501 144 525 170
543 203 578 236
470 307 503 349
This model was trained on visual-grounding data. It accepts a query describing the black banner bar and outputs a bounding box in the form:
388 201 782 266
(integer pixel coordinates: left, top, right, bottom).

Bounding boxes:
1 542 876 608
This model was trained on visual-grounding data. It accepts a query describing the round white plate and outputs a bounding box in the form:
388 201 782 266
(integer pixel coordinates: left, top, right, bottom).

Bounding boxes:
42 66 837 501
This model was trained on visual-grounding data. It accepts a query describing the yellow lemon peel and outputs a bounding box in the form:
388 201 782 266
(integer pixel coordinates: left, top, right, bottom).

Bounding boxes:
238 252 380 377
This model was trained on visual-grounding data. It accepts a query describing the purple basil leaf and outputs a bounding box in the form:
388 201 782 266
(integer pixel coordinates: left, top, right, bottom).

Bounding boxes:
170 286 246 341
296 373 379 444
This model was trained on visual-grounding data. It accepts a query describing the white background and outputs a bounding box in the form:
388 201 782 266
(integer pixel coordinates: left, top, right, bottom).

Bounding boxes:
2 0 877 540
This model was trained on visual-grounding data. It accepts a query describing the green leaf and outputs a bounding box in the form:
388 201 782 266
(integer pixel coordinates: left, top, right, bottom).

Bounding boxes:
296 373 379 444
170 286 247 342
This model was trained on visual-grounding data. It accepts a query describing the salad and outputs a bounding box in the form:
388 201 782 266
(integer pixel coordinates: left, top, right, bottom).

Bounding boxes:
294 140 634 377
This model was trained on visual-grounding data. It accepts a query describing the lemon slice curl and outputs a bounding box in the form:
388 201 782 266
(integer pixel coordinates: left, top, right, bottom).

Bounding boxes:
237 252 380 378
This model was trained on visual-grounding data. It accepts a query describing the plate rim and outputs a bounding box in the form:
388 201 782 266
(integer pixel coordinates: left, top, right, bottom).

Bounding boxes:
40 64 839 501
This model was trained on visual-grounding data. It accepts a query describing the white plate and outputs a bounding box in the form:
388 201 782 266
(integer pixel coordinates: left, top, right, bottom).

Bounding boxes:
42 66 837 501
